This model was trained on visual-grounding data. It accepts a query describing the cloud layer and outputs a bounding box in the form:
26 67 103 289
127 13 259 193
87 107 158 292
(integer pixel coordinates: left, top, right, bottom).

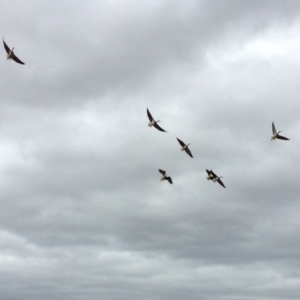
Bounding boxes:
1 1 300 299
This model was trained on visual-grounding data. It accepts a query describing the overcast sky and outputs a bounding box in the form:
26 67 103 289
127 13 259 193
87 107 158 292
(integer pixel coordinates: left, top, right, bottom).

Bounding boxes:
1 1 300 299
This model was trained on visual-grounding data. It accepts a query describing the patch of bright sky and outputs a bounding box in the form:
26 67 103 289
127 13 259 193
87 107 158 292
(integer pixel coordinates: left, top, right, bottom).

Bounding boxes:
206 21 300 68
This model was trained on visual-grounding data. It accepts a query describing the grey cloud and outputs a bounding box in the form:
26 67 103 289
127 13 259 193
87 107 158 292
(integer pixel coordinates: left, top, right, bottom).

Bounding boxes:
1 0 300 299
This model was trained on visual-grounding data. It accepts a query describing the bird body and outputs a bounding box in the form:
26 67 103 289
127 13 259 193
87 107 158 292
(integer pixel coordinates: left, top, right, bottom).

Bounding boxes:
3 38 25 65
271 122 289 141
147 108 166 132
177 138 193 158
158 169 173 184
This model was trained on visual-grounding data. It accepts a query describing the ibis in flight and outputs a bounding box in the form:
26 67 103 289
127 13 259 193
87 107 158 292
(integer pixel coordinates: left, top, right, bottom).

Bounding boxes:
271 122 289 141
158 169 173 184
177 138 193 158
206 169 225 188
3 38 25 65
147 108 167 132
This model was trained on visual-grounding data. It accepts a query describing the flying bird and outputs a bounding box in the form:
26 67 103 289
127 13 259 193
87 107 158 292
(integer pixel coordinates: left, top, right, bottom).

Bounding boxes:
271 122 289 141
3 38 25 65
177 138 193 158
206 169 225 188
158 169 173 184
147 108 167 132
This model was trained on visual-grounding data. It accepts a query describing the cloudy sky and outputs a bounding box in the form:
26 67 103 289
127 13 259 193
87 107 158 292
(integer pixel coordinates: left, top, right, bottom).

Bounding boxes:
1 0 300 299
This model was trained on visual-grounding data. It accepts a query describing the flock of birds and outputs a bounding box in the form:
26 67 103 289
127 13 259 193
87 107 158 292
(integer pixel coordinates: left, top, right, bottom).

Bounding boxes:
3 38 290 190
147 108 290 189
147 108 227 188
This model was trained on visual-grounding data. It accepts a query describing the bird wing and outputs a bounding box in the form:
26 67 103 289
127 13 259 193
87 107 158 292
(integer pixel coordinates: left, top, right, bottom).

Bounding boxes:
158 169 166 175
176 138 185 147
147 108 153 122
185 147 193 158
217 178 226 188
12 54 25 65
206 169 212 176
276 134 289 140
153 123 166 132
272 122 276 135
2 38 10 54
166 176 173 184
210 171 218 178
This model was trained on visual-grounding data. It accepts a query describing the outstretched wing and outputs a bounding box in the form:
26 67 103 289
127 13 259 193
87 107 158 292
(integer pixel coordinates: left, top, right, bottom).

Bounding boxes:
210 170 218 178
158 169 166 175
272 122 276 135
3 38 10 54
12 54 25 65
217 178 226 188
206 169 212 176
176 138 185 147
166 176 173 184
153 123 166 132
276 134 289 140
185 147 193 158
147 108 153 122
